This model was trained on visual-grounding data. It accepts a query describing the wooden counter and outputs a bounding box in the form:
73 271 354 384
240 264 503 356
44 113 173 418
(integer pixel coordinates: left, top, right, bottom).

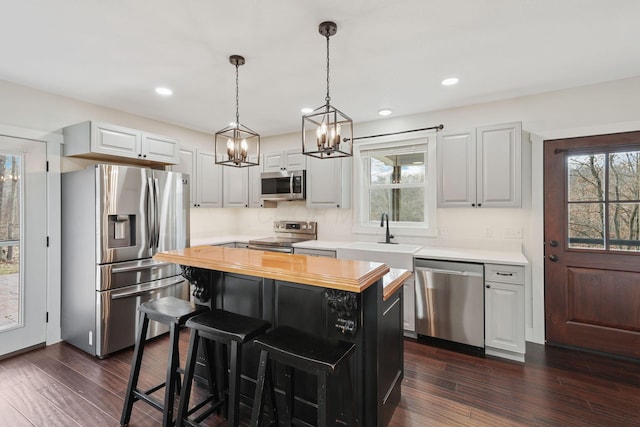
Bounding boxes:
154 246 403 427
154 245 390 292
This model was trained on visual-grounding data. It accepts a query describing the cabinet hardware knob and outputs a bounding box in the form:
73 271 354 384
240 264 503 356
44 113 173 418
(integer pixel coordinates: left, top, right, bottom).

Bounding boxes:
549 254 559 262
478 203 482 207
486 284 491 288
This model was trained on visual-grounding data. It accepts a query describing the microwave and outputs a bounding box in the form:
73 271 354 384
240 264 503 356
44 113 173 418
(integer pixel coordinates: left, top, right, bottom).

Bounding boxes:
260 170 306 201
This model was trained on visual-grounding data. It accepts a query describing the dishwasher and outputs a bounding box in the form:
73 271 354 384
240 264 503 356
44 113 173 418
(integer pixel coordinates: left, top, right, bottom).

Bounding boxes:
414 258 484 349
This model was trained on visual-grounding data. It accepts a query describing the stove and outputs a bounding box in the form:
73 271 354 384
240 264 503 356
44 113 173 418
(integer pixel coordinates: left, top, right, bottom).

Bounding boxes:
248 221 317 253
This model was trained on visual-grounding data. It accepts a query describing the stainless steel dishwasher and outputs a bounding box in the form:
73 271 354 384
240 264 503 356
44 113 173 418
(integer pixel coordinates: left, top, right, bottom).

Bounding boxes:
414 258 484 349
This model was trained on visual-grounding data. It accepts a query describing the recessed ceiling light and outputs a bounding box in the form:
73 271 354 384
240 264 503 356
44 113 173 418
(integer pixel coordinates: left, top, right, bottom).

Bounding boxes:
301 107 313 114
441 77 459 86
378 109 393 116
155 87 173 96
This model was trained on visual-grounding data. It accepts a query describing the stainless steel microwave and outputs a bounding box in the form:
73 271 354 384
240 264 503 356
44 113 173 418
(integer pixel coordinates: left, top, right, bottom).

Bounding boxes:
260 170 306 201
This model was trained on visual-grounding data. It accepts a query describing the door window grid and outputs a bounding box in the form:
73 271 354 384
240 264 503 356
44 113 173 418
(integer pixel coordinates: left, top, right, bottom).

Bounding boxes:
567 150 640 251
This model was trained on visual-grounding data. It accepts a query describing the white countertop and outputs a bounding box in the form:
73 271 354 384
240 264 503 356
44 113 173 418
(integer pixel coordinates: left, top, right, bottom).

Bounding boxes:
292 240 352 250
190 234 266 247
414 246 528 266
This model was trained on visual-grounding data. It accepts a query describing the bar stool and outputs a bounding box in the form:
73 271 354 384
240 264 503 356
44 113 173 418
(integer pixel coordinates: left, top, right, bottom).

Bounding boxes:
121 296 207 427
176 309 271 427
250 326 356 427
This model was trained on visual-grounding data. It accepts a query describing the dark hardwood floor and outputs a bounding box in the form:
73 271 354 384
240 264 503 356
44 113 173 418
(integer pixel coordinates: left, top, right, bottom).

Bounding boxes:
1 333 639 426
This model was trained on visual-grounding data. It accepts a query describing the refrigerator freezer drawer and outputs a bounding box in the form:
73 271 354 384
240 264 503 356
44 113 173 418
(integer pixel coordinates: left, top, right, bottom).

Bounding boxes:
96 276 189 358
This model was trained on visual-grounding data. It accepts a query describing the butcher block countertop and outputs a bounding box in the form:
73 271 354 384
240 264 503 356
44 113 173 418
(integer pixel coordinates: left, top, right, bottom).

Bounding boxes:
383 268 412 301
154 245 391 293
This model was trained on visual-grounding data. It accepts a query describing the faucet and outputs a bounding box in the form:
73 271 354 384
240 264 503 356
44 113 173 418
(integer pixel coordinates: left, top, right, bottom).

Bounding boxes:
380 212 395 244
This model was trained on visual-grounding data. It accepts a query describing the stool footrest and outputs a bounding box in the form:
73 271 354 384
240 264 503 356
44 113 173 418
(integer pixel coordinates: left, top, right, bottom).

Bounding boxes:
132 390 164 412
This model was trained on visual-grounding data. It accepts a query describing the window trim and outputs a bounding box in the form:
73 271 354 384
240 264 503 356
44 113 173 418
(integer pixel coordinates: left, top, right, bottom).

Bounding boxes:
352 135 438 237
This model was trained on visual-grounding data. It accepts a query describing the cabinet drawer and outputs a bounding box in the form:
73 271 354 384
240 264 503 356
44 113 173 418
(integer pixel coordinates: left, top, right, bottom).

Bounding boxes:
485 264 524 284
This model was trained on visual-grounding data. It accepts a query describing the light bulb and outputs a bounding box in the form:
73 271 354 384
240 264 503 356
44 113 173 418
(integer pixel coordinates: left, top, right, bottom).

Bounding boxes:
316 122 328 149
240 139 248 159
226 138 234 158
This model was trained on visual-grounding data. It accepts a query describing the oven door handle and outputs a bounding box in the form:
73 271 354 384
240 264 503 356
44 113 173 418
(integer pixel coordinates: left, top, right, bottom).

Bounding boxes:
247 245 293 253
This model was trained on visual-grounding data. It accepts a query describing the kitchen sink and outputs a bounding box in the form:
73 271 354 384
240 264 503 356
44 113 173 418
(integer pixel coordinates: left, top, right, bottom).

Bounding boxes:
336 242 423 270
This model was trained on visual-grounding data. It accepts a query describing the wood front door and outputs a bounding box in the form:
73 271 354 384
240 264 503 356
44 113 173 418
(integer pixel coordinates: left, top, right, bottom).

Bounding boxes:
544 131 640 359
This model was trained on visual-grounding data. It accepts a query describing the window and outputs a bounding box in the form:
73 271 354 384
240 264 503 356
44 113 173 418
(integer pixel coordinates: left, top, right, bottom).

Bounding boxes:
353 136 437 236
567 149 640 251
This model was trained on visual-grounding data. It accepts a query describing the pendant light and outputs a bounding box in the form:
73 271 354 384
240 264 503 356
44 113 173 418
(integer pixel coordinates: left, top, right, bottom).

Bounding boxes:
302 21 353 158
215 55 260 167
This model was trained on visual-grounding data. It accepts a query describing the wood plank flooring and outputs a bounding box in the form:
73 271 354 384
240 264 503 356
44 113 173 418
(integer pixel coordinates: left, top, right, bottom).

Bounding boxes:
0 334 639 426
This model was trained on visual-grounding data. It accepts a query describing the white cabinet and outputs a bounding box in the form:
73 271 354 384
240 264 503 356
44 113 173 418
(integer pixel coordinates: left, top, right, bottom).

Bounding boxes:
484 263 525 362
223 165 249 208
306 156 352 209
248 155 264 208
437 121 521 208
63 121 179 165
403 276 415 332
173 146 222 208
263 149 305 172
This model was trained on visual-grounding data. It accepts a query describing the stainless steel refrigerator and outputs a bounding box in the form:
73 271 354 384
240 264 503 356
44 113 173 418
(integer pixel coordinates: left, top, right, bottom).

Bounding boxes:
61 164 190 357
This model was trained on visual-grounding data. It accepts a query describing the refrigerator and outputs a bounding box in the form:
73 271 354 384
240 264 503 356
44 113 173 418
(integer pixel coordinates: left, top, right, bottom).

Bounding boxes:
61 164 190 357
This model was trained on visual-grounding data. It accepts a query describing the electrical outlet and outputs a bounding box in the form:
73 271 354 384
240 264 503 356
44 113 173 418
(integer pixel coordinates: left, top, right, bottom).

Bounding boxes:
504 227 523 239
438 226 449 236
484 226 492 238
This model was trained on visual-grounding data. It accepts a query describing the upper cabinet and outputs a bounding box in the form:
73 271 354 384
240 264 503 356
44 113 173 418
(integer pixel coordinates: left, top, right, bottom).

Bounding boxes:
306 156 352 209
63 121 179 165
437 121 521 208
172 146 222 208
263 149 306 172
248 155 264 208
223 165 249 208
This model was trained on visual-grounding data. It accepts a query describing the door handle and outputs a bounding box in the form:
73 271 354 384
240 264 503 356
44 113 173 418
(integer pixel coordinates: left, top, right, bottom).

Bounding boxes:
549 240 559 247
548 254 559 262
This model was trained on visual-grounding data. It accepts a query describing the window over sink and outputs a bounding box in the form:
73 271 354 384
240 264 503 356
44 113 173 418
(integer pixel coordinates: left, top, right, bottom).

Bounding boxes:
353 136 437 237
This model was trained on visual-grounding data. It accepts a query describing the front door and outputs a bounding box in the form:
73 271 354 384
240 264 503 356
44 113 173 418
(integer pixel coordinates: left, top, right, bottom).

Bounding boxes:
544 131 640 359
0 136 47 357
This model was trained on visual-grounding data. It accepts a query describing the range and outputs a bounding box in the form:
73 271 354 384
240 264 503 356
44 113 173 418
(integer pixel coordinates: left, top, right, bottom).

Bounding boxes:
248 221 317 253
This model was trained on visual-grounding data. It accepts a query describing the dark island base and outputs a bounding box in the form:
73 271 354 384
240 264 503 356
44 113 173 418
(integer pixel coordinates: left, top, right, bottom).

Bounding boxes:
182 268 403 427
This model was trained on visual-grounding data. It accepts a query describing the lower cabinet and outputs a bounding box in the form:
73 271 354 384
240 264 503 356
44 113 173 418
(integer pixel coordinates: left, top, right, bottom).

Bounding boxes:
484 263 525 362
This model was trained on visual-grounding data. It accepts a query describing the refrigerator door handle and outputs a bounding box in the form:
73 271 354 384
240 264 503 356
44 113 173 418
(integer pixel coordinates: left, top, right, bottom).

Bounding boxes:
146 177 156 249
153 177 160 249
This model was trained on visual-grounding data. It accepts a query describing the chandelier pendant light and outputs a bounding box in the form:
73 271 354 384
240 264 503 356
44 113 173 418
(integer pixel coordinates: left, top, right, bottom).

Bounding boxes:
302 21 353 159
215 55 260 167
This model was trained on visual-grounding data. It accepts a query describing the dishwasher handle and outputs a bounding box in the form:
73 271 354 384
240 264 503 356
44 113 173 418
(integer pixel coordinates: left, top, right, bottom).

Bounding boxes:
417 267 483 277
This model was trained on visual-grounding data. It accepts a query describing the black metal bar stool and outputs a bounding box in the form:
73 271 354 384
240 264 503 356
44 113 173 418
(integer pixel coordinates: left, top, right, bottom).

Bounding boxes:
120 296 207 427
176 309 271 427
250 326 357 427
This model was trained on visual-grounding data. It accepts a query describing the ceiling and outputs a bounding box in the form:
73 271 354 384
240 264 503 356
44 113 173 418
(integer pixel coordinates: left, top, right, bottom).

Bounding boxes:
2 1 640 137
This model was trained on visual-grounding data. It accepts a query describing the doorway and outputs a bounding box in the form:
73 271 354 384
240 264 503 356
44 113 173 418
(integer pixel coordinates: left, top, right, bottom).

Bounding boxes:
0 135 47 357
544 130 640 359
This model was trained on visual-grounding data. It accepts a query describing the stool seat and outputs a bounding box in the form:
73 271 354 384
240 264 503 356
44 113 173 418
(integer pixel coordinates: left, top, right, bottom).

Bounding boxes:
187 309 270 344
253 326 355 374
139 296 206 325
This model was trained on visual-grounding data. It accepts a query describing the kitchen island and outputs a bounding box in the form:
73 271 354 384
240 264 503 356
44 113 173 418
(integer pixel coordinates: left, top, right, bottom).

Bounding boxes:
154 245 408 426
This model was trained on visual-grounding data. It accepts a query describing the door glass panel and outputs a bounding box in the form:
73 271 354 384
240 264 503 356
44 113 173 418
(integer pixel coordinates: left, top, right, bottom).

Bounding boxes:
567 154 605 202
608 151 640 201
568 203 604 249
369 187 424 222
609 202 640 251
0 154 21 331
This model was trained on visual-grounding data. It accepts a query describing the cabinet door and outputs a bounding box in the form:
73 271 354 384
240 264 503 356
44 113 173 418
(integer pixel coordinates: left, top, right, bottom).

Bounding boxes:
285 150 306 170
476 122 521 207
485 281 525 353
307 156 351 209
403 278 415 332
197 151 223 208
437 130 476 207
248 155 263 208
91 122 141 159
263 152 284 172
172 146 197 207
223 165 249 208
141 132 179 164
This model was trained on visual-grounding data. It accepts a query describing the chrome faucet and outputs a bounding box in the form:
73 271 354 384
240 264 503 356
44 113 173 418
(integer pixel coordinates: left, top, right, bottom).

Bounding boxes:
380 212 395 244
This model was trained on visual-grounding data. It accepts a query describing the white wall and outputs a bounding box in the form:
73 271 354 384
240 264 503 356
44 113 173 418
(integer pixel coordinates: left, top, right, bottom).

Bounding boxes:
1 75 639 347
